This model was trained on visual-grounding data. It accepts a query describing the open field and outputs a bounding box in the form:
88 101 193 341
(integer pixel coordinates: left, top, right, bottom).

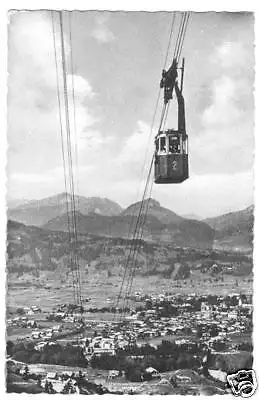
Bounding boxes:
7 272 253 313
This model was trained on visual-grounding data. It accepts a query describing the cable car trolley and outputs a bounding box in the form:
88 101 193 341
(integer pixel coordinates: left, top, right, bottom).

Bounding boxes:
154 57 189 184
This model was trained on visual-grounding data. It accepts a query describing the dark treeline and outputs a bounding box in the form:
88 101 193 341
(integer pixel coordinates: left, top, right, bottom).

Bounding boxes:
7 338 253 383
7 341 88 368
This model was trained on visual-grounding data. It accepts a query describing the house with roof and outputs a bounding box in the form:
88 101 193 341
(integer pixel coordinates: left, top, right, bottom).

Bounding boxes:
31 330 41 339
62 371 74 379
34 342 47 351
46 372 58 380
145 367 160 379
107 370 120 380
84 337 116 357
27 320 37 328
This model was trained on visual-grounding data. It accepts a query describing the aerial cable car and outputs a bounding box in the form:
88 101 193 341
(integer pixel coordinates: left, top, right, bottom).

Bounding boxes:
154 57 189 184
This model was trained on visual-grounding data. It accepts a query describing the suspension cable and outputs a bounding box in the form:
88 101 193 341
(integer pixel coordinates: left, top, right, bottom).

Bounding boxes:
114 13 178 320
176 13 190 62
68 12 84 318
120 156 154 319
115 11 190 320
174 13 186 60
68 12 80 214
59 11 82 307
113 15 177 318
51 11 78 305
163 13 176 70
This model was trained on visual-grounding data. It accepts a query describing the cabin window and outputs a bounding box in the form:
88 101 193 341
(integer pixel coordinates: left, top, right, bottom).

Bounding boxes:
155 139 159 152
160 137 166 153
169 135 180 154
182 137 188 154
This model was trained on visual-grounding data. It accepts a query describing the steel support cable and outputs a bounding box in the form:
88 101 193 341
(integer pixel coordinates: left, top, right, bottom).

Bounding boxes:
120 156 154 319
121 214 152 318
127 16 190 314
173 13 185 59
123 157 154 302
163 12 176 70
57 11 80 305
121 15 187 317
121 15 192 317
115 12 176 294
154 103 167 140
115 72 165 303
114 198 148 314
68 12 80 215
63 14 80 306
175 13 189 62
114 82 163 317
114 13 177 320
126 16 190 315
122 149 155 316
67 12 82 307
60 15 81 307
176 13 190 62
175 12 188 60
119 154 155 319
123 177 154 315
51 11 77 305
158 13 188 132
175 13 187 59
114 159 154 320
175 14 186 61
68 12 84 318
64 17 81 305
133 11 176 210
125 15 190 315
59 11 82 307
114 89 162 307
113 141 157 314
115 80 169 320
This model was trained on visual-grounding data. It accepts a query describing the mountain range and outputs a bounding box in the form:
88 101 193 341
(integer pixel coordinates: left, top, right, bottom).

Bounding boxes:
7 193 254 251
7 218 253 282
8 193 123 226
203 205 254 250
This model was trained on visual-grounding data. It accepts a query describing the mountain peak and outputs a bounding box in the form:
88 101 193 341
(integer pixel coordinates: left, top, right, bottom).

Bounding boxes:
145 198 161 208
245 205 254 213
122 197 183 225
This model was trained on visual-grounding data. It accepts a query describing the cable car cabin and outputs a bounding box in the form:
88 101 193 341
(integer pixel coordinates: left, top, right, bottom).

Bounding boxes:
154 130 188 184
155 57 189 184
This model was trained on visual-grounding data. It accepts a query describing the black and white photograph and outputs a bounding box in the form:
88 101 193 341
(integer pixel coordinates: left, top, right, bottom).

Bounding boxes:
5 6 256 396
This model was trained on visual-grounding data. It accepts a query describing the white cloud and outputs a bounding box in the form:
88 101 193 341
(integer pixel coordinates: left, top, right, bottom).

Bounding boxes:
116 121 153 164
214 41 247 69
197 39 254 176
203 39 254 128
91 14 115 43
75 129 115 161
202 76 241 127
11 172 56 184
56 120 155 204
11 164 92 183
74 120 153 184
8 11 98 176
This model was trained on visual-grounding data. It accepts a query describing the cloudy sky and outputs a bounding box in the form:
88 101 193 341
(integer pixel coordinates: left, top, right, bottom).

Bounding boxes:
7 11 254 218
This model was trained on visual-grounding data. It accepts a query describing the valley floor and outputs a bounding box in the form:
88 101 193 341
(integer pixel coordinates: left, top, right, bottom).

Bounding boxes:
6 273 253 312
